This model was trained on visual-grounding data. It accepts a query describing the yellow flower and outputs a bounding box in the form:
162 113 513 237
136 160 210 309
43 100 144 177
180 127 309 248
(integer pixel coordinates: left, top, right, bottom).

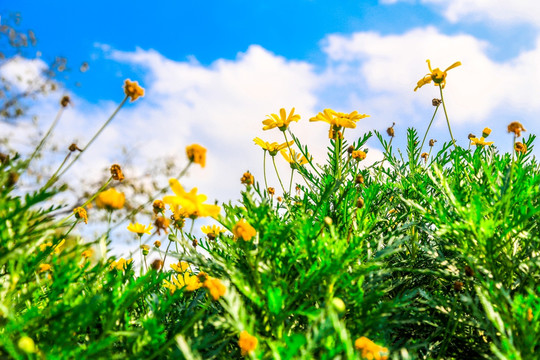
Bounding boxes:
240 171 254 186
73 207 88 224
127 222 153 235
253 137 294 156
508 121 526 137
351 150 367 161
163 179 221 218
414 59 461 91
38 264 52 273
238 330 258 356
233 219 257 241
201 225 226 240
109 258 133 271
123 79 144 102
262 107 300 131
186 144 207 168
515 142 527 154
482 127 492 138
163 279 177 294
96 188 125 210
170 261 190 273
204 277 227 301
81 249 94 259
527 308 533 322
310 109 369 138
470 137 494 147
175 272 203 291
354 337 389 360
280 149 310 167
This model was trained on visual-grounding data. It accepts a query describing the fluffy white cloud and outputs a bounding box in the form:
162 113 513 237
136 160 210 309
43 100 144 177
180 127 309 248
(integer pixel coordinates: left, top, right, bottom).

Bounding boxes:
381 0 540 26
321 25 540 137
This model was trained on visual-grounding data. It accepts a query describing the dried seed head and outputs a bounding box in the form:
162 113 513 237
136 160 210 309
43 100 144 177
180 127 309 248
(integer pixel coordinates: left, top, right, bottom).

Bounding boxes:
347 145 355 154
421 152 429 162
515 142 527 154
356 198 364 208
355 174 364 185
60 95 71 107
386 122 395 137
150 259 163 271
429 139 437 147
110 164 124 181
68 143 82 152
192 239 198 248
468 133 476 140
464 265 474 277
267 187 275 195
453 281 464 292
432 98 442 106
507 121 526 137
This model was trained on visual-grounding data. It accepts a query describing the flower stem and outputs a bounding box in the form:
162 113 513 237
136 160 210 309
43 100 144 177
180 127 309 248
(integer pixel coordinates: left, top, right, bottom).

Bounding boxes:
288 168 294 194
272 156 286 194
420 105 439 154
439 86 456 148
263 151 269 192
25 106 64 170
48 95 129 187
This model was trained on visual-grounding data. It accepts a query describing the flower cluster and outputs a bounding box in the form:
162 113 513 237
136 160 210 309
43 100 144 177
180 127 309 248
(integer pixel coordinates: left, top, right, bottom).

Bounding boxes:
123 79 145 102
186 144 207 168
233 219 257 241
354 337 388 360
238 330 258 356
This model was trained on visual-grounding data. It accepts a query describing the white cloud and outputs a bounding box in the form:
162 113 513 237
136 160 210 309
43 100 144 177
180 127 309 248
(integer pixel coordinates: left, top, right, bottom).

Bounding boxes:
382 0 540 27
320 25 540 137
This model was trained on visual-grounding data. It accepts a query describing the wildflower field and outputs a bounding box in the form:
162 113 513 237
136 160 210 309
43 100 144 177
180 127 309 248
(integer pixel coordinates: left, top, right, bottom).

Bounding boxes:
1 59 539 360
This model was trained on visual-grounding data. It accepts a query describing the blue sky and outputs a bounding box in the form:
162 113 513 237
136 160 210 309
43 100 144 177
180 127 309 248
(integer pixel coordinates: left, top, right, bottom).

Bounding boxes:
1 1 540 255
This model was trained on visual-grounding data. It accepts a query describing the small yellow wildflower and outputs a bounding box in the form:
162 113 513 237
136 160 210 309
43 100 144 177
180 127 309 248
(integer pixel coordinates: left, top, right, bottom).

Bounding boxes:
310 109 369 138
127 222 154 235
508 121 526 137
154 240 161 248
73 207 88 224
253 137 293 156
109 258 133 271
38 264 52 273
238 330 258 356
163 179 221 218
414 59 461 91
351 150 367 161
470 137 494 147
186 144 207 168
170 261 190 273
201 225 226 240
421 152 429 162
515 142 527 154
96 188 125 210
176 272 203 291
163 279 178 294
267 187 275 195
81 249 94 259
280 149 310 167
482 127 492 138
204 277 227 301
241 171 254 186
123 79 144 102
354 336 389 360
527 308 533 322
110 164 124 181
262 107 300 131
233 219 257 241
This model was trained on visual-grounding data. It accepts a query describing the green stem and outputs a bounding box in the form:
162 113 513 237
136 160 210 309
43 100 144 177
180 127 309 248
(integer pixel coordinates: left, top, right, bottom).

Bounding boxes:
420 105 440 154
263 151 269 192
48 95 129 186
439 86 456 148
288 168 294 194
25 106 64 170
272 156 286 194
